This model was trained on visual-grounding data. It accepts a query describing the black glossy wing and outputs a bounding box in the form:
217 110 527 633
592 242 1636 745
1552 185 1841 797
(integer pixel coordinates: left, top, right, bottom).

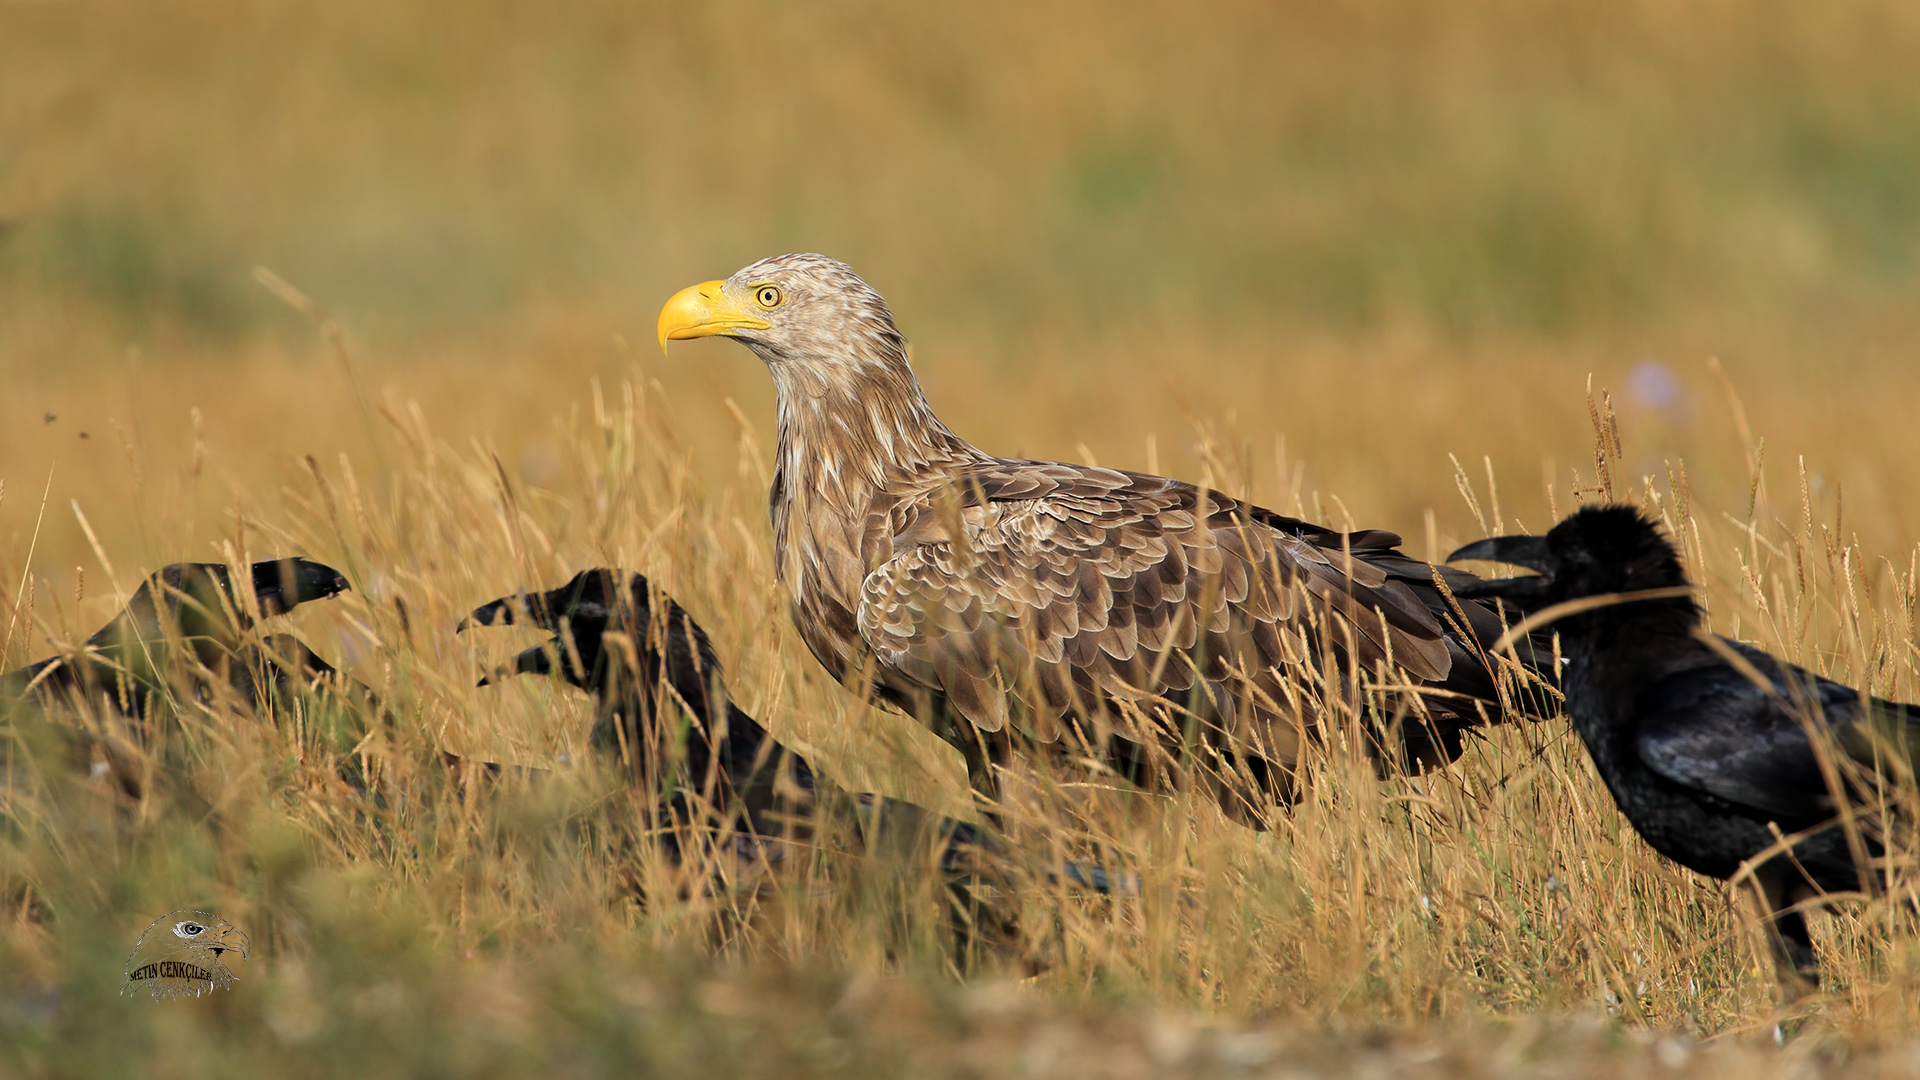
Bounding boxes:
1634 638 1913 821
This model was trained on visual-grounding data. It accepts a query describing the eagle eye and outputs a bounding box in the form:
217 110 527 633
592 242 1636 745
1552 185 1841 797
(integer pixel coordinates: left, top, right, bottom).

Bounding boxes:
754 285 783 310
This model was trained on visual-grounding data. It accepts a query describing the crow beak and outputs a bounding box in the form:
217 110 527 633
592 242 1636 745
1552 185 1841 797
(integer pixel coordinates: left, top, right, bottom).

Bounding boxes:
252 558 352 615
301 560 351 600
1449 534 1552 571
1447 534 1553 600
458 595 524 633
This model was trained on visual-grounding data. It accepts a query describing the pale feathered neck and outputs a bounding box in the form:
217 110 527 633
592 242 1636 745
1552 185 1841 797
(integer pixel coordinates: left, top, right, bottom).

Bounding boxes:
759 336 984 515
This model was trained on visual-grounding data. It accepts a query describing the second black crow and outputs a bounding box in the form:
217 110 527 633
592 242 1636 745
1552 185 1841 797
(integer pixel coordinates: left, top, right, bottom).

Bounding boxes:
1451 505 1919 982
458 568 820 853
459 570 1121 965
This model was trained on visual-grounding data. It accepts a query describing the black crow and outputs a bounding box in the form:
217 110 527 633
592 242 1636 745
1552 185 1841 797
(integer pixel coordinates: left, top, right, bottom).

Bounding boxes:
1450 505 1919 981
2 558 357 802
458 568 821 855
3 558 352 719
459 570 1118 963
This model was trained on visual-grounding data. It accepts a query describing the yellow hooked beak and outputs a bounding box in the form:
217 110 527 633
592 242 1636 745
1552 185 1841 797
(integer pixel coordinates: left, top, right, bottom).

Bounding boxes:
656 280 771 353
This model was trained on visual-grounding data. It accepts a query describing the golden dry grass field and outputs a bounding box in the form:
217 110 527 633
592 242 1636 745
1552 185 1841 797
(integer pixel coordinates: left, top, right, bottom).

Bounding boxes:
8 1 1920 1075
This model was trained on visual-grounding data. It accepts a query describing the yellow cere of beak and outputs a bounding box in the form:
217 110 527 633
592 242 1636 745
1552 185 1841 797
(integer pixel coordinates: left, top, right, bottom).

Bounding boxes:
656 280 771 353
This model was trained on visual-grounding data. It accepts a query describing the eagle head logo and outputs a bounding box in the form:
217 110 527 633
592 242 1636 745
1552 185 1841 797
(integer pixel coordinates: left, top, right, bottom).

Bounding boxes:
123 910 250 999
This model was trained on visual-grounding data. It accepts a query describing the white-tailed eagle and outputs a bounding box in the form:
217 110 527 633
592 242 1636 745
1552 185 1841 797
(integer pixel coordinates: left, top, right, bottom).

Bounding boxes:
658 254 1546 825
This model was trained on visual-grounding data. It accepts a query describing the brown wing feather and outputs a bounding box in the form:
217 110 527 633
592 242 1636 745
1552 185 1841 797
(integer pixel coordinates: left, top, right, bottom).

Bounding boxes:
856 462 1457 747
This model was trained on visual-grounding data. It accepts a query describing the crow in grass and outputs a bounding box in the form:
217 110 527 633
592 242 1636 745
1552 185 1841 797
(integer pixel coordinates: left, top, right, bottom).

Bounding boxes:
1450 505 1920 982
2 558 356 798
456 570 1024 873
3 558 352 719
458 568 822 855
460 569 1117 963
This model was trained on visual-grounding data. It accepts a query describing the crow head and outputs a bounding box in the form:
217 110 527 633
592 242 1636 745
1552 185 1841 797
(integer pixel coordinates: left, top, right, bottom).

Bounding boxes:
1448 505 1692 611
249 558 352 618
111 558 348 645
459 570 727 709
458 568 643 690
459 569 734 755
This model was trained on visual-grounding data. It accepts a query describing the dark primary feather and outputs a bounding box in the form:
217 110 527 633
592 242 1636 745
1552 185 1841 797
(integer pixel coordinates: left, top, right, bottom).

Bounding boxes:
659 253 1551 824
1450 505 1920 982
1629 642 1906 823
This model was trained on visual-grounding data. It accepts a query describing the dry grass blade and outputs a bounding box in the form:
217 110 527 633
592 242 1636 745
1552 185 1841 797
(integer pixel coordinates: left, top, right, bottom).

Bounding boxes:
1488 587 1701 656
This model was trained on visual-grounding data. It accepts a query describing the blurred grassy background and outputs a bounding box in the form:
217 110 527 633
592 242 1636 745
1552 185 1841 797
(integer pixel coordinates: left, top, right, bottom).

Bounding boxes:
10 0 1920 344
9 0 1920 1073
7 0 1920 575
